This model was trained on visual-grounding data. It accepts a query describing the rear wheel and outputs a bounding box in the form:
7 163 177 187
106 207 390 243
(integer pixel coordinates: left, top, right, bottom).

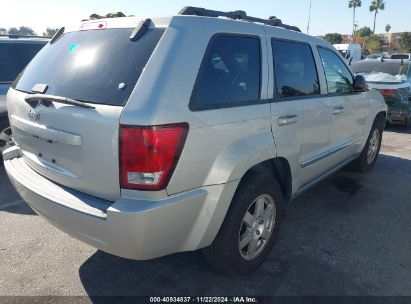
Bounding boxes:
0 127 13 153
203 173 284 275
351 116 384 173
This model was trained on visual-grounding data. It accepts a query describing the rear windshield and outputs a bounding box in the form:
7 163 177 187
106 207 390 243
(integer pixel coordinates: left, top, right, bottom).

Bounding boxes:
14 28 164 106
390 54 410 60
0 43 23 83
351 61 409 76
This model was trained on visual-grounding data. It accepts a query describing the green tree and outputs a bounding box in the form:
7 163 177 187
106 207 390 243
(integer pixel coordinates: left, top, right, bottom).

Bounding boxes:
43 28 59 37
366 35 383 53
399 32 411 52
324 33 343 44
356 26 373 37
370 0 386 34
348 0 362 38
89 12 126 19
8 26 36 36
7 27 19 35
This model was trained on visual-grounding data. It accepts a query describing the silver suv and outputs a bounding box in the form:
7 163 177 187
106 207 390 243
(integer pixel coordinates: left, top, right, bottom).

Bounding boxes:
3 7 387 275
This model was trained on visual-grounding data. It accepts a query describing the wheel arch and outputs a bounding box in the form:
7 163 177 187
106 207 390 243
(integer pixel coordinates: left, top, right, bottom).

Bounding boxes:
239 157 292 203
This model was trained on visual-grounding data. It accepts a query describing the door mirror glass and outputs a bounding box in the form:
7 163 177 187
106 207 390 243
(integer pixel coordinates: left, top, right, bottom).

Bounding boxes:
353 75 368 92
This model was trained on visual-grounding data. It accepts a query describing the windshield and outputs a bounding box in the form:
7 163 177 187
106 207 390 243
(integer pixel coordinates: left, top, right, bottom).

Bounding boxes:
351 60 410 83
14 28 164 106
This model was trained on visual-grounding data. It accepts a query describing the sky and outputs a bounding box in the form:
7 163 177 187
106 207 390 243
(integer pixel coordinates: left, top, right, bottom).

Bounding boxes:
0 0 409 36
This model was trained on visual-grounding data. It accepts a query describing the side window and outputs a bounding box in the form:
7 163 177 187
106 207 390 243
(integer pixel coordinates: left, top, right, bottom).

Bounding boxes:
190 35 261 111
0 43 23 82
15 42 45 67
318 47 354 94
272 39 320 99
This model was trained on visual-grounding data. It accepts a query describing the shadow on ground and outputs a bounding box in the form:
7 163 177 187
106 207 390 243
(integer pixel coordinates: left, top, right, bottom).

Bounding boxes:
0 164 36 216
79 154 411 297
385 124 411 134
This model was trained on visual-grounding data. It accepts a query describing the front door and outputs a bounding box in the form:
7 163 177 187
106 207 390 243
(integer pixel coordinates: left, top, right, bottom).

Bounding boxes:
269 38 332 192
316 47 370 164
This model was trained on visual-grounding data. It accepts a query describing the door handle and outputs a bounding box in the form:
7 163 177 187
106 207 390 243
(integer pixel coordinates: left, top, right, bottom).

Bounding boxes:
333 106 344 115
277 114 298 126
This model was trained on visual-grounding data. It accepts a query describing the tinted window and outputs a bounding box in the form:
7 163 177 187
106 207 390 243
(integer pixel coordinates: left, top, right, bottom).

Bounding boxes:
15 42 46 66
318 47 354 94
0 43 23 82
390 54 410 60
15 28 164 106
272 40 320 98
190 35 261 111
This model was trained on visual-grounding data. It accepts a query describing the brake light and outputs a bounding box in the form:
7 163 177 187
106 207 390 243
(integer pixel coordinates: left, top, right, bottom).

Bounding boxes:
380 89 397 97
120 124 189 190
80 21 107 31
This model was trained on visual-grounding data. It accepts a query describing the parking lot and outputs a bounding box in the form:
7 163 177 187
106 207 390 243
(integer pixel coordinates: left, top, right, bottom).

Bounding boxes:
0 126 410 297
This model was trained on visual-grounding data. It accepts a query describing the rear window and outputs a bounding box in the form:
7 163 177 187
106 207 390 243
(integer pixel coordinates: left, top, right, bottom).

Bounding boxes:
190 35 261 111
351 61 410 76
0 43 23 83
14 28 164 106
390 54 410 60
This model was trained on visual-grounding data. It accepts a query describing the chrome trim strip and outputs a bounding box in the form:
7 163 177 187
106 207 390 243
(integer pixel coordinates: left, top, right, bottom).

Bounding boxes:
301 136 363 168
11 115 82 146
292 153 360 201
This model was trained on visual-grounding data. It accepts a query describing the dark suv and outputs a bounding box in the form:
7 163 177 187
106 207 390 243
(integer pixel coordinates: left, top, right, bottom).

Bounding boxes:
0 36 48 140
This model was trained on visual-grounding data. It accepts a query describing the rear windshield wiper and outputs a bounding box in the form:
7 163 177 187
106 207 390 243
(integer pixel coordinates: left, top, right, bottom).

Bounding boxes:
25 94 95 109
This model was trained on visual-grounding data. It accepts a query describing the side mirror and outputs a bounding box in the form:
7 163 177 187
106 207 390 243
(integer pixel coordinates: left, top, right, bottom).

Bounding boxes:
353 75 368 92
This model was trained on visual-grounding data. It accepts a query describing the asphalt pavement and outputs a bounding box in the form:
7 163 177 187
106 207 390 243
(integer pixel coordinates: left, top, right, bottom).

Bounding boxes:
0 126 410 297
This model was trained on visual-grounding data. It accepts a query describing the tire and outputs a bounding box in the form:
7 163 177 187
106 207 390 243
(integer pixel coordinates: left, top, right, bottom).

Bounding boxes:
351 116 384 173
203 173 285 275
0 127 13 153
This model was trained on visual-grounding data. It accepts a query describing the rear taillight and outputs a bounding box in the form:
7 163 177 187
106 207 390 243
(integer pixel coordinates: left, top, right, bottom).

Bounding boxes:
380 89 397 97
120 123 189 191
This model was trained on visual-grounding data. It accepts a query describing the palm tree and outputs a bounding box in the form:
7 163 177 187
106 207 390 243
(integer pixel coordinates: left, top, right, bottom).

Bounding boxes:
385 24 391 46
370 0 386 34
348 0 362 39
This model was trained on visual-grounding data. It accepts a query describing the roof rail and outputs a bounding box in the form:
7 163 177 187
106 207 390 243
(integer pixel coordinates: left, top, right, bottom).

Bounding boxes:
178 6 301 32
0 34 51 39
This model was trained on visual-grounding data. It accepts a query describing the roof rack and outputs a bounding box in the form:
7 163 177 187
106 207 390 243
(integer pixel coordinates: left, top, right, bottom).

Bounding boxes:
178 6 301 32
0 34 51 39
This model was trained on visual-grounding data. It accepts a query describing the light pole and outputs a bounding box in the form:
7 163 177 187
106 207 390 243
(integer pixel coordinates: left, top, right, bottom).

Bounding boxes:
307 0 313 35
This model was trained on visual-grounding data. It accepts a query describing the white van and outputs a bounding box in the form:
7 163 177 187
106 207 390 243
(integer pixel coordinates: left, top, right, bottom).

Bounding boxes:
333 43 362 64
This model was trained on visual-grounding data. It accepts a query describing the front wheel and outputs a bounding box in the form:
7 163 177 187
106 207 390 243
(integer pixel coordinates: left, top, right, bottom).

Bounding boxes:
351 117 384 173
203 173 284 275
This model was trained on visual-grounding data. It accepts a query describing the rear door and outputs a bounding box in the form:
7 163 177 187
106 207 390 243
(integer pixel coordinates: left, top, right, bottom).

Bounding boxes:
269 38 332 191
7 26 164 201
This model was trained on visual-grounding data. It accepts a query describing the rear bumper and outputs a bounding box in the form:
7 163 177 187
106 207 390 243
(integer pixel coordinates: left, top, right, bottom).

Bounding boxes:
387 110 410 125
4 150 238 260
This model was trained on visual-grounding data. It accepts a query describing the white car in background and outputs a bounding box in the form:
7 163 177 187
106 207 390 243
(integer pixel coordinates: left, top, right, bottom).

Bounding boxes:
390 53 411 61
351 59 411 126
